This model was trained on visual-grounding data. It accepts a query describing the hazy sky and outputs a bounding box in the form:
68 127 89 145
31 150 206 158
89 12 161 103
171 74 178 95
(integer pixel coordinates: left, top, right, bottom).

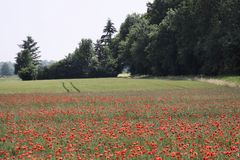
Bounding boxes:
0 0 151 62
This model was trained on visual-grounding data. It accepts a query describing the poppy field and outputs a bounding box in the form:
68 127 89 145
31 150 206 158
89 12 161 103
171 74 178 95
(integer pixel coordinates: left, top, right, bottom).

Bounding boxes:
0 79 239 159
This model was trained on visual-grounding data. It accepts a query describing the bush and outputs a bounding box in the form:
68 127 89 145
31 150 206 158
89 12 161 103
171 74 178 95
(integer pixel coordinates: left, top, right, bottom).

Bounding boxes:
18 65 37 80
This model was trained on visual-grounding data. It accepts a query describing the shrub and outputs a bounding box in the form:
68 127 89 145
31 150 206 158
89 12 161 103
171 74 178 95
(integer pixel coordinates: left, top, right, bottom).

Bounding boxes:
18 65 37 80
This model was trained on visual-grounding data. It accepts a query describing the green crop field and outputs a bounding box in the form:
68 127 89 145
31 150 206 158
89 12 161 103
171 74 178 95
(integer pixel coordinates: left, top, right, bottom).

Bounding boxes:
0 77 217 94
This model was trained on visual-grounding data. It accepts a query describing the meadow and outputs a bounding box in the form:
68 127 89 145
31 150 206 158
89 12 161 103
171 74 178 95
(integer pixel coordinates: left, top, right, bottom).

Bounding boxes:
0 77 217 94
220 76 240 85
0 78 239 159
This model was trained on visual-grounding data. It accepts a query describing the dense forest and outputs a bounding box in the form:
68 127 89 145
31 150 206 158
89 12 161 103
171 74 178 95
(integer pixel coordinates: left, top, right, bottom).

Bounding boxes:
15 0 240 80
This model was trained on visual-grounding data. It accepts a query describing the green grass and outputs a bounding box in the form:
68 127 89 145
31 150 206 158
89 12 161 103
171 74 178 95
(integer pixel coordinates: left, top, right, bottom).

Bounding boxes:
220 76 240 84
0 77 218 94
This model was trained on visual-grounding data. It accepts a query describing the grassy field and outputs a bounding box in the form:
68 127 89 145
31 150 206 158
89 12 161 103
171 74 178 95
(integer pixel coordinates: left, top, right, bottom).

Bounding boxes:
0 77 217 94
220 76 240 84
0 77 239 159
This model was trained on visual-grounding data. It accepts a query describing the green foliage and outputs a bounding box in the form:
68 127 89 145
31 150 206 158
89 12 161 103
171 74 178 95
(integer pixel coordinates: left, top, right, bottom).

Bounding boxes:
38 18 119 79
101 19 117 45
93 46 117 77
110 14 143 73
146 17 179 75
15 36 41 80
38 0 240 79
18 36 41 65
15 50 32 74
72 39 94 76
119 14 141 40
147 0 183 24
114 0 240 76
127 17 152 74
93 19 118 77
18 65 37 80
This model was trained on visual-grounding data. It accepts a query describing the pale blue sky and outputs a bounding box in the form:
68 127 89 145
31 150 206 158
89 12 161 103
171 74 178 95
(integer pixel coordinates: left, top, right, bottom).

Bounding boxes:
0 0 151 62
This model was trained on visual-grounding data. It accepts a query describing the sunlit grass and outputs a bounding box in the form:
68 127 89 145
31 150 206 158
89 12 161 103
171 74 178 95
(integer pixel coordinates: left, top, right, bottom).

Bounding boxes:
0 77 218 94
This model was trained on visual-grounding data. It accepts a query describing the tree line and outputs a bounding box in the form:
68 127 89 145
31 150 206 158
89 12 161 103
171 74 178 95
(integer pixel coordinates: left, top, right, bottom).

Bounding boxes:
15 0 240 80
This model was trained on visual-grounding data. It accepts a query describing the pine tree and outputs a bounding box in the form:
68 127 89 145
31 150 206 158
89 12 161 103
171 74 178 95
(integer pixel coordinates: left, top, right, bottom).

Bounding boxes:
101 19 117 45
18 36 41 65
15 36 41 80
